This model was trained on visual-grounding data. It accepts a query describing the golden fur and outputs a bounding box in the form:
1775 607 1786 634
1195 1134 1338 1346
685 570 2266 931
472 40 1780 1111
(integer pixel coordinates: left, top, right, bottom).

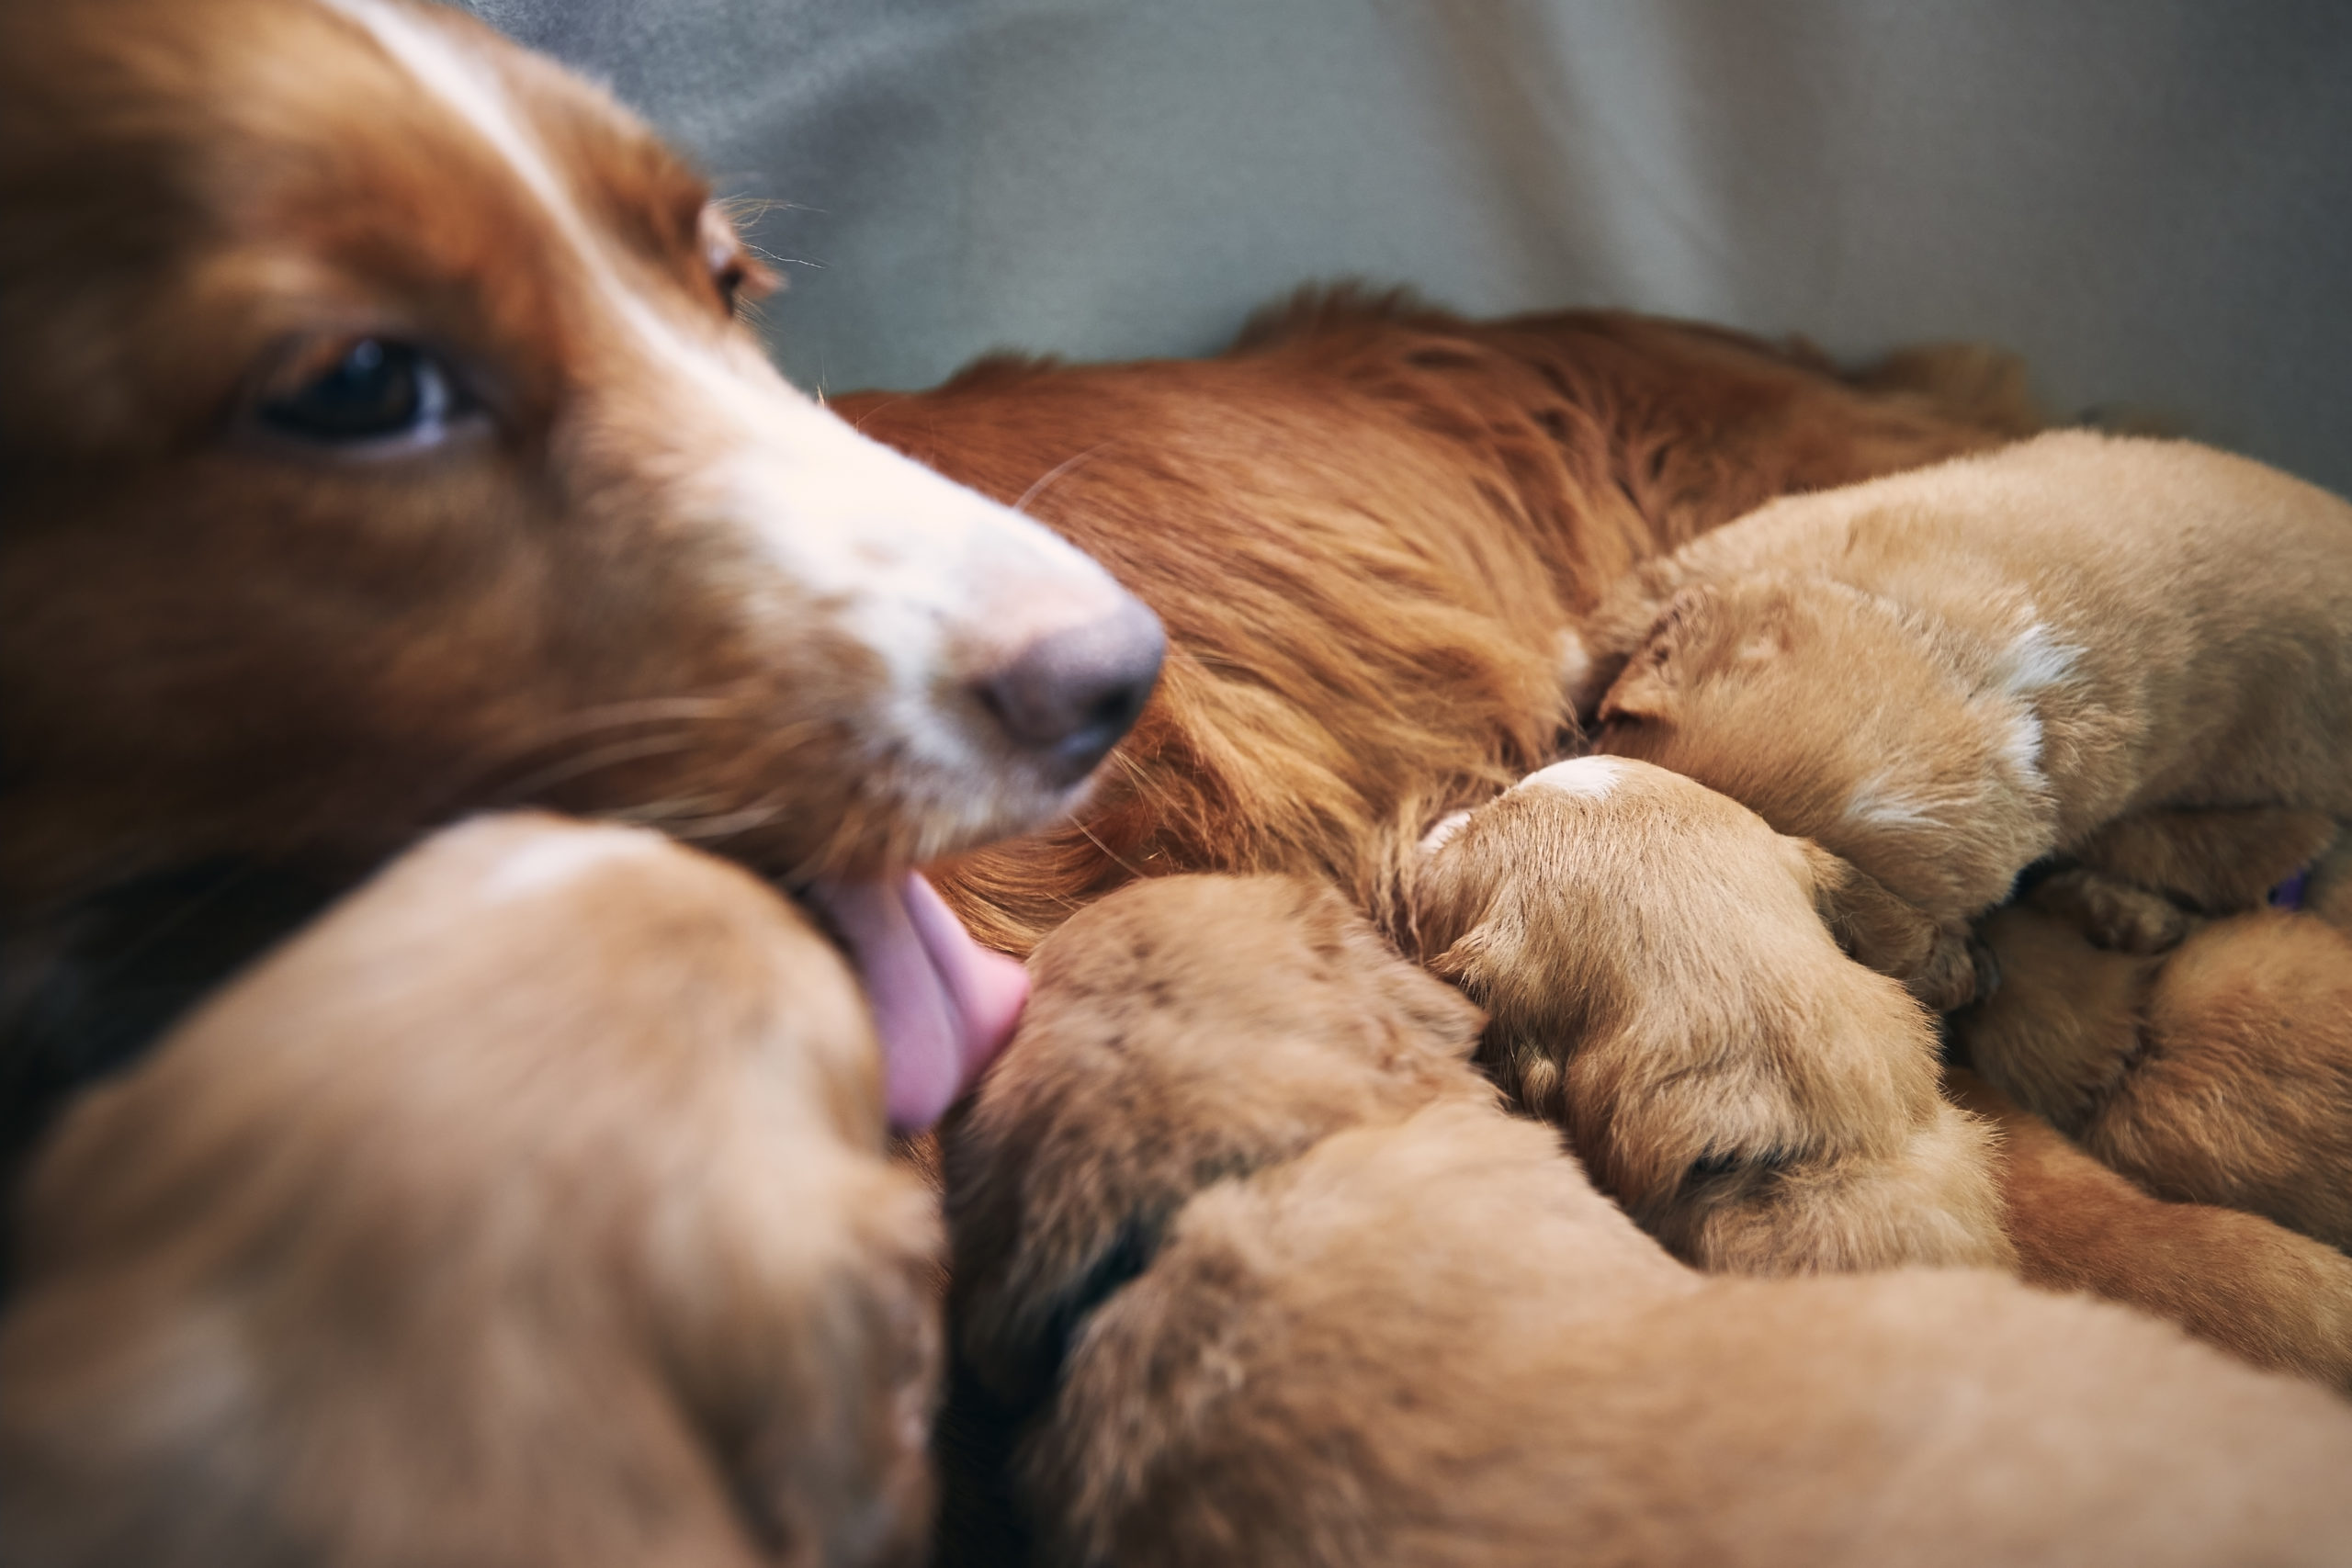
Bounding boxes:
0 816 941 1568
947 874 2352 1568
1568 430 2352 1007
1410 756 2010 1274
840 300 2035 953
1957 897 2352 1254
1950 1068 2352 1390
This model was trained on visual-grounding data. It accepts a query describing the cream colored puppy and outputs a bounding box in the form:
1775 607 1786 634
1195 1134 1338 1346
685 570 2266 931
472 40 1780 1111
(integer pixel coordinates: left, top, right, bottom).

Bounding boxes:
948 874 2352 1568
0 816 941 1568
1567 431 2352 1005
1413 756 2010 1274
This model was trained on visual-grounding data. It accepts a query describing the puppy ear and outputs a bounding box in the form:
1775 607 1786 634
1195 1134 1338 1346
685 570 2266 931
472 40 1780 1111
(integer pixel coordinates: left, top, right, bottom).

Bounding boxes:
1597 583 1723 724
1795 839 1980 1010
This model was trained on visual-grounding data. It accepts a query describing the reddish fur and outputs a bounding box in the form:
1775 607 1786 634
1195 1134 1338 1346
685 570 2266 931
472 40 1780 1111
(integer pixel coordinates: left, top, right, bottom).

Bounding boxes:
840 297 2030 952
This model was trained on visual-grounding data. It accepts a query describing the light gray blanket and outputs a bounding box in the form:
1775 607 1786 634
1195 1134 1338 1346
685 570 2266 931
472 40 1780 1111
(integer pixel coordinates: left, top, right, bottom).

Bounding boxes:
461 0 2352 493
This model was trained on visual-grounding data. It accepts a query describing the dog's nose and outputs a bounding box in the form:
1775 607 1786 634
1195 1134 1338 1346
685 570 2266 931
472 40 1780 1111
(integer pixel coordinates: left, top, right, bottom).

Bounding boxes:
976 595 1166 783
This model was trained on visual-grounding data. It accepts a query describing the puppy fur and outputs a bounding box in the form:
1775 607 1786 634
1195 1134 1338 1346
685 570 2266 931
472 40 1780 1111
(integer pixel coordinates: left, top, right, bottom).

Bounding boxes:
946 874 2352 1568
0 816 942 1568
1569 431 2352 1005
1949 1068 2352 1391
1956 899 2352 1254
838 297 2038 954
1411 756 2011 1274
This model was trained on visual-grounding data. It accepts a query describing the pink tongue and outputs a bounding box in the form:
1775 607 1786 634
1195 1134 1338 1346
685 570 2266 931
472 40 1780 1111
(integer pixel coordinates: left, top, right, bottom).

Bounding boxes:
810 873 1030 1131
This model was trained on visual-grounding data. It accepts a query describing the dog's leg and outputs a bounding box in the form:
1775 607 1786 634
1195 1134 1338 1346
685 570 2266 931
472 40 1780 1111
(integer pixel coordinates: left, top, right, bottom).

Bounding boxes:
2077 910 2352 1254
2026 866 2196 954
2062 807 2340 934
1951 903 2162 1134
0 815 940 1568
1948 1068 2352 1393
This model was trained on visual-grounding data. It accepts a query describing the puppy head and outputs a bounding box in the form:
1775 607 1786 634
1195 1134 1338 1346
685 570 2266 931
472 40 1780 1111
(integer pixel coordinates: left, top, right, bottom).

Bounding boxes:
0 0 1160 914
941 874 1487 1408
1589 577 2049 919
3 814 948 1564
1415 758 1941 1207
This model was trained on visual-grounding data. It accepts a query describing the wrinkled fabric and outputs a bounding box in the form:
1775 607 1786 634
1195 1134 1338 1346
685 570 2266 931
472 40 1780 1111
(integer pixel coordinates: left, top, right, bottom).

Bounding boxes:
460 0 2352 493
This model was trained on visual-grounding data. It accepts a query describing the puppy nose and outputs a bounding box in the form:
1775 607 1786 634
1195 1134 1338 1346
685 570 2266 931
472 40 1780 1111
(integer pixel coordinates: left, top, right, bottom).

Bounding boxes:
975 595 1166 783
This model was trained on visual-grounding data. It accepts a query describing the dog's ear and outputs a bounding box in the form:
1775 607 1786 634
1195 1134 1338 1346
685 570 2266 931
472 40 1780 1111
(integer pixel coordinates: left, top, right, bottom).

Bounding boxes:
1597 584 1721 724
1794 838 1980 1010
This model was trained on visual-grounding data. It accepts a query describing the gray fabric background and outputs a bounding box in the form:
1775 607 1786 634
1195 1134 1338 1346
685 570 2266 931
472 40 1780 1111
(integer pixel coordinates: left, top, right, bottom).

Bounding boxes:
459 0 2352 493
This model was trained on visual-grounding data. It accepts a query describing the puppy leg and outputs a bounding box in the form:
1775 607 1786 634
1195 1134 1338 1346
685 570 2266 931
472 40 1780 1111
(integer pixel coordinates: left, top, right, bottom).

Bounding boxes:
1951 903 2159 1130
2072 807 2340 915
1801 840 1981 1011
0 816 940 1568
2081 910 2352 1253
1949 1070 2352 1393
2027 866 2194 954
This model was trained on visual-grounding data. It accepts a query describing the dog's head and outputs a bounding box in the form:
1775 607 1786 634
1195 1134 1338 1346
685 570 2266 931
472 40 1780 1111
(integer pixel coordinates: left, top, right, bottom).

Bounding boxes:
941 874 1488 1409
1413 757 1945 1214
1588 576 2049 919
0 0 1161 903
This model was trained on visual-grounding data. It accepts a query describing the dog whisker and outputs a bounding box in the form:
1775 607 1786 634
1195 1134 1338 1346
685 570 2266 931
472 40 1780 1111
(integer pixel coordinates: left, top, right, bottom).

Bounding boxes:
488 732 706 805
1012 443 1112 518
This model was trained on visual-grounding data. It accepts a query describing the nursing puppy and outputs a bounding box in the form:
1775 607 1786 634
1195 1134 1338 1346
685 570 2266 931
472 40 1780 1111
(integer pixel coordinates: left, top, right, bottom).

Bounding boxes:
845 299 2037 955
1414 756 2352 1382
1957 899 2352 1254
1411 756 2009 1274
946 874 2352 1568
1567 431 2352 1006
1 816 942 1568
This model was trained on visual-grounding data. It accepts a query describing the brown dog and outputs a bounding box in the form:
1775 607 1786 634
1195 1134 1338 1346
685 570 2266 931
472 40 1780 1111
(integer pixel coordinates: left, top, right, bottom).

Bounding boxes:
0 815 943 1568
1411 755 2010 1274
1958 898 2352 1253
946 874 2352 1568
1 0 1161 1161
1566 431 2352 1007
844 299 2036 955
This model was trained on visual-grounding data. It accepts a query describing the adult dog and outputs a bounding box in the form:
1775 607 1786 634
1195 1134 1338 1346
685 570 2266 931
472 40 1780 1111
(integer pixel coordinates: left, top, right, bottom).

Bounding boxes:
3 0 2039 1557
3 0 1158 1561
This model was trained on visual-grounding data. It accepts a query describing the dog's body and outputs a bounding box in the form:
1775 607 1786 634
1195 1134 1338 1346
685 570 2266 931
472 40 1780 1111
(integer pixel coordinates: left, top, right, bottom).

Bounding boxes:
840 304 2034 953
1410 756 2010 1274
1960 899 2352 1254
947 875 2352 1568
1569 431 2352 1005
1 817 944 1568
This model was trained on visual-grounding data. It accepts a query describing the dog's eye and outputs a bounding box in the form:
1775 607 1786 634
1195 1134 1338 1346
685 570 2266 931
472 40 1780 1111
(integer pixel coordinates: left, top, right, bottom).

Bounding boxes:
697 203 777 316
257 340 476 450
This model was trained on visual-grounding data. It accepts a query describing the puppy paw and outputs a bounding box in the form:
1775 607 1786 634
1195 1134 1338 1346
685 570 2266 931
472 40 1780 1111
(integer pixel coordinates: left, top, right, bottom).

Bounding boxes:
1905 931 1984 1014
2029 867 2190 954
